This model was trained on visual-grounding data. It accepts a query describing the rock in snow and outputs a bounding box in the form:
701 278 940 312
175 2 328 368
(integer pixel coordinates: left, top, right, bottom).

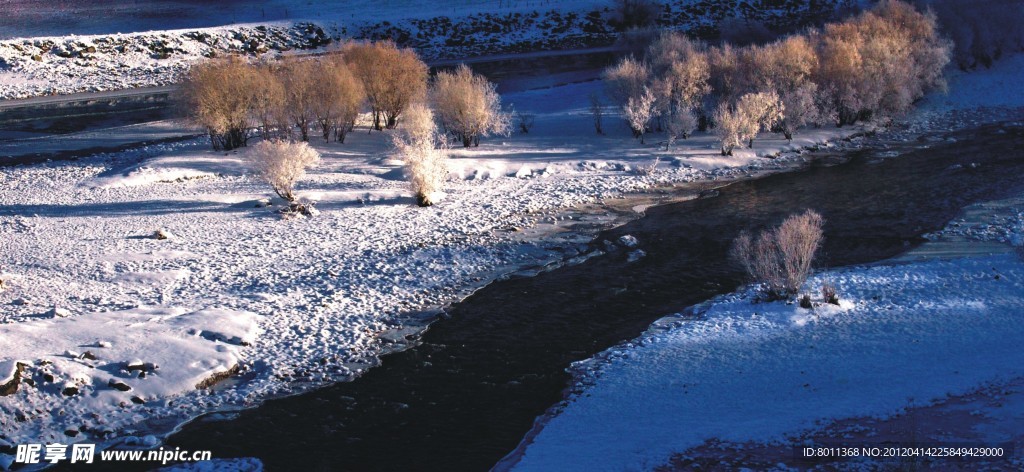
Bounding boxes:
617 235 639 248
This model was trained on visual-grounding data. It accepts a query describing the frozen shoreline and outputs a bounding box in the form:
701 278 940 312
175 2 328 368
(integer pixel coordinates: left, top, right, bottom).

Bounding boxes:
504 191 1024 472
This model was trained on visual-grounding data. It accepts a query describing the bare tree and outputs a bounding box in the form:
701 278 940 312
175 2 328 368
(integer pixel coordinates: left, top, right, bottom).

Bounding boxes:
248 62 289 141
393 103 448 206
181 56 260 150
514 108 535 134
310 58 365 143
589 93 605 135
279 58 319 141
775 210 825 296
623 86 656 144
431 64 510 147
731 210 824 298
247 140 321 205
343 41 428 130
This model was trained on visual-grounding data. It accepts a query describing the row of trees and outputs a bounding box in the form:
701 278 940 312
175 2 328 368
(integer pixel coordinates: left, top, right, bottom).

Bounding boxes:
182 41 512 152
603 0 951 155
182 41 429 151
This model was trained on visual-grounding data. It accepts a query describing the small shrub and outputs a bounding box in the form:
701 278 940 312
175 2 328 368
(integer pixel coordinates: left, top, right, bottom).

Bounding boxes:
589 93 605 135
247 140 321 204
731 210 825 299
821 282 839 305
799 294 813 309
633 157 660 176
515 109 535 134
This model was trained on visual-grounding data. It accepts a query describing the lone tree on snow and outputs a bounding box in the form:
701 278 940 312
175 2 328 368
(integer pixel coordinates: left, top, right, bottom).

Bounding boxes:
731 210 825 299
247 140 321 213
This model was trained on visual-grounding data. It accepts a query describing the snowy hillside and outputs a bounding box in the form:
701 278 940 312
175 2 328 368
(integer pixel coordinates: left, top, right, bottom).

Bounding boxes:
0 0 851 99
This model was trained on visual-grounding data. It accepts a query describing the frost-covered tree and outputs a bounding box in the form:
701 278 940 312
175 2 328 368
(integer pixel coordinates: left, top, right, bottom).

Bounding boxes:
750 36 821 140
247 140 321 204
713 104 743 156
431 64 510 147
736 91 784 148
623 87 656 144
343 41 428 130
647 32 710 110
713 91 782 155
664 106 697 149
812 0 950 125
603 56 650 108
393 103 448 206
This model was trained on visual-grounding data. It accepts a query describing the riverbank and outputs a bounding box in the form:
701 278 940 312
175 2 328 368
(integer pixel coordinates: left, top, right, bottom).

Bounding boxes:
504 189 1024 471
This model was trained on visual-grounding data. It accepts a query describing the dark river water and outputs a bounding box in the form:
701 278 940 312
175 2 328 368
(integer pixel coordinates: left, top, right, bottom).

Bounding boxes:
130 123 1024 472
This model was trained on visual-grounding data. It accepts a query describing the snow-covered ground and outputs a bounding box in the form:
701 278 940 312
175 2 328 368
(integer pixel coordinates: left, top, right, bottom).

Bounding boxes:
505 246 1024 470
0 0 602 39
0 78 860 459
